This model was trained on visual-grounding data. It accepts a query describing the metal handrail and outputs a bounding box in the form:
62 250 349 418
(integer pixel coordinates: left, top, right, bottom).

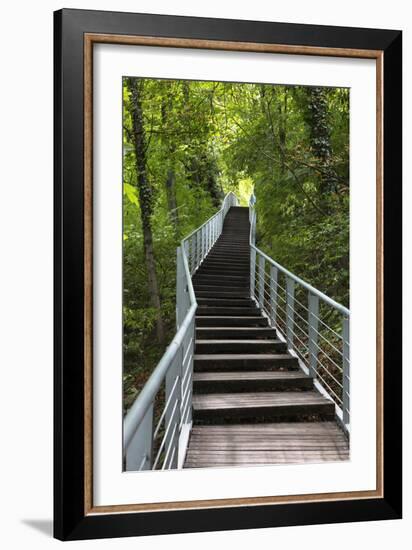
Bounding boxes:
249 245 350 316
249 193 350 431
124 191 238 471
123 304 196 450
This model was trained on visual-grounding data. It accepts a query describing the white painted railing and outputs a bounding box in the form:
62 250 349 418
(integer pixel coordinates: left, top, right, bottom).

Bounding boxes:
124 192 238 471
249 194 350 432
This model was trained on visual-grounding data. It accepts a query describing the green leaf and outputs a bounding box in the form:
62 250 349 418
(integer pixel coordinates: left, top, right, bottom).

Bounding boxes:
124 182 139 206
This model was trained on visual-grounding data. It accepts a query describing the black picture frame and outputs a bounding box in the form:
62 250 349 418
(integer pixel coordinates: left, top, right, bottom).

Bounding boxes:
54 8 402 541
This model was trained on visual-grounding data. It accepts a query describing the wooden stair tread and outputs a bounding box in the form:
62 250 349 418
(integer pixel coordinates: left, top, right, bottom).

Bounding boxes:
196 299 253 306
196 327 276 338
190 421 345 436
193 353 299 371
193 371 309 382
194 286 250 293
192 391 332 410
195 316 268 327
194 353 293 361
193 370 313 391
196 316 267 321
195 339 286 354
196 308 261 316
184 451 349 467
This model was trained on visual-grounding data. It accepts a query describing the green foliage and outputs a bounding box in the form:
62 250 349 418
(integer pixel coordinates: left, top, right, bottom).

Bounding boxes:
122 77 349 410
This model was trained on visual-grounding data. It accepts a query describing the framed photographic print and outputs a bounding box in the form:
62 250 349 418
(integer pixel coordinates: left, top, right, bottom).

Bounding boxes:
54 8 402 541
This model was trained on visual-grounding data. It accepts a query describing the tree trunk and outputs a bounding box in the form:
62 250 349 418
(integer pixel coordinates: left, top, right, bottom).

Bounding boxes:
306 87 336 193
161 83 179 235
126 77 165 346
278 90 287 175
165 168 179 230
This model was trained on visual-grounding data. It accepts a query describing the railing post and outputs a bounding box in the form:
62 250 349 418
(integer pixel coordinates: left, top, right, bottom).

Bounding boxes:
176 247 185 329
183 239 190 276
286 277 295 349
165 350 182 470
270 265 278 326
342 316 350 425
182 319 194 426
192 236 196 274
308 292 320 378
193 233 196 271
196 229 201 269
125 403 154 471
188 238 192 274
250 248 256 301
203 224 207 258
258 255 265 309
250 211 256 246
168 248 185 468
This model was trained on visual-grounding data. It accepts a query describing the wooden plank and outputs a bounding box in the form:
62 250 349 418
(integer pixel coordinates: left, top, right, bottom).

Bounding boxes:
189 435 347 442
192 391 332 409
185 454 349 467
194 353 299 371
186 452 349 459
190 422 344 433
193 371 308 381
187 444 349 451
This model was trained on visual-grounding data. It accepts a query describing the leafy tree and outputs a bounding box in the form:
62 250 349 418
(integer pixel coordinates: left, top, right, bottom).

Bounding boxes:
124 77 165 347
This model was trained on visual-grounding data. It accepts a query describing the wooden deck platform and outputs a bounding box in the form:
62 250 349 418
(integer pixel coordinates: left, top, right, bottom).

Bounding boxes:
185 422 349 468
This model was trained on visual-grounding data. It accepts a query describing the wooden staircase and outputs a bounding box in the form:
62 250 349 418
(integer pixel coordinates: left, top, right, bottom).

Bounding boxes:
184 206 349 469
